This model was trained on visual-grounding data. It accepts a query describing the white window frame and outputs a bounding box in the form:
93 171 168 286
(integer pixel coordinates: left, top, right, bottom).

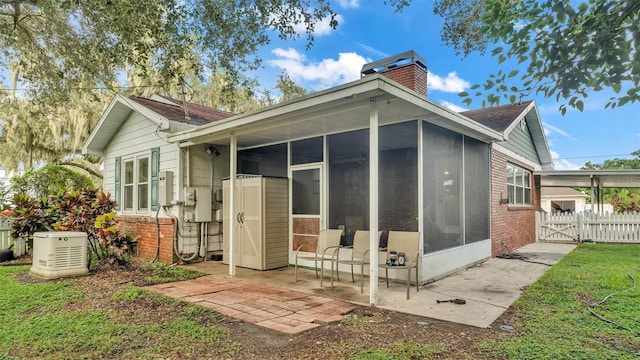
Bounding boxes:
507 163 531 206
121 154 150 213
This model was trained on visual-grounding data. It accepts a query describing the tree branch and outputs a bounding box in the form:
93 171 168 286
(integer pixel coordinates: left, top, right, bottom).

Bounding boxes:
55 161 103 179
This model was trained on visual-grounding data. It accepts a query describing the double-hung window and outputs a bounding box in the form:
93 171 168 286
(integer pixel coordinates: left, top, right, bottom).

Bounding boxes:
121 156 149 211
116 148 159 212
507 164 531 205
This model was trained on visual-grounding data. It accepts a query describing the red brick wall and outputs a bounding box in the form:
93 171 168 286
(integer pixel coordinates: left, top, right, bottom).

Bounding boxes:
490 149 541 256
116 216 177 263
292 218 320 251
381 63 428 97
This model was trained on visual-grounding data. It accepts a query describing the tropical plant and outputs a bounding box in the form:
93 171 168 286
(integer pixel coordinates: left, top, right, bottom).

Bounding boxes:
578 150 640 208
7 189 136 266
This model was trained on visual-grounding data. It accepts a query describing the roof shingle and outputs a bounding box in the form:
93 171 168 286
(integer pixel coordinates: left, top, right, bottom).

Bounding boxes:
460 100 533 133
128 95 233 126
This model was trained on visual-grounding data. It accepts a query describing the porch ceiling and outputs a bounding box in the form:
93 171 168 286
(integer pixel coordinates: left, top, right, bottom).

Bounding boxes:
538 170 640 188
167 75 503 148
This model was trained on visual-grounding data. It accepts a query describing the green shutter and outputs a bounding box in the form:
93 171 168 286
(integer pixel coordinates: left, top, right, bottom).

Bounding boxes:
114 157 121 211
151 147 160 210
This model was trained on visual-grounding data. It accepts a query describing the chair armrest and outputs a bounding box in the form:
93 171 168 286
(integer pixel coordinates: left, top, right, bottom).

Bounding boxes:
296 243 314 252
322 245 341 259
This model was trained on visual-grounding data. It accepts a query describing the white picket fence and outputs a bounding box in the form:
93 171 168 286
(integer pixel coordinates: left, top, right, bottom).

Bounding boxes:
536 211 640 243
0 219 26 256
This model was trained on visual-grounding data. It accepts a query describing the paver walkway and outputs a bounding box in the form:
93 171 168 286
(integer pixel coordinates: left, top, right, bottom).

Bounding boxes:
146 275 357 334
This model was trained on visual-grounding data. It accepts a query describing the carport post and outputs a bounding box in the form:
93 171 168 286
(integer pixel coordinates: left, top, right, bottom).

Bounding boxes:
590 175 595 214
369 98 379 305
229 132 237 276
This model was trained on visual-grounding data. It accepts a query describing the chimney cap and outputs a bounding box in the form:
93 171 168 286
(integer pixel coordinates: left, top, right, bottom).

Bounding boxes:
361 50 427 77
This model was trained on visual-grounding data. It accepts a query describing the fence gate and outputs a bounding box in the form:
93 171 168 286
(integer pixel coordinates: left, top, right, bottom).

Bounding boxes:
0 219 26 256
536 212 580 242
536 211 640 243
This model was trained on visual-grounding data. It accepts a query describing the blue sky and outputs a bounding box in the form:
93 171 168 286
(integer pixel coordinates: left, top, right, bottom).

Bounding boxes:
253 0 640 170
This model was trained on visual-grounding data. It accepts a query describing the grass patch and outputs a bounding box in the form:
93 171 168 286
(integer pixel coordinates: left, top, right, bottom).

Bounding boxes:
0 265 239 359
476 244 640 359
350 341 447 359
138 262 206 285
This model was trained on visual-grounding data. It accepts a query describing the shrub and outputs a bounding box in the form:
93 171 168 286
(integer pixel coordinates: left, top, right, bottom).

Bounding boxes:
10 165 94 198
7 189 137 267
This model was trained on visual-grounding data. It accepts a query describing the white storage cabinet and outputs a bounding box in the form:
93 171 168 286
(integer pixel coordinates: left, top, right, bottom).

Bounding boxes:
223 176 288 270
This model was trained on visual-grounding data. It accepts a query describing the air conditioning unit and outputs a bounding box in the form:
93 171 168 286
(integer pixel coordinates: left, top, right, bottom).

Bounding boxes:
30 232 88 279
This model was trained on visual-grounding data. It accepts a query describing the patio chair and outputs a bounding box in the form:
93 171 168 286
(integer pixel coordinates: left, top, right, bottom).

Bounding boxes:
378 231 421 300
332 230 372 293
294 229 342 287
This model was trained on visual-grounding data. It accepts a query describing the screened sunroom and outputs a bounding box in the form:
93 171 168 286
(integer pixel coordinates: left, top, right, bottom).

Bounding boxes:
168 64 502 304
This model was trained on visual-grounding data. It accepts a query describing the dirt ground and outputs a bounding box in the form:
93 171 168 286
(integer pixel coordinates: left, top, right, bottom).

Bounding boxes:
9 258 513 359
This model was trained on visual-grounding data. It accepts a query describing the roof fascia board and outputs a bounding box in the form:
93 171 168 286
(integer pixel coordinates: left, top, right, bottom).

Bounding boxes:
82 94 131 155
168 74 503 146
492 142 542 171
119 96 171 131
526 103 554 170
502 101 535 137
377 79 503 142
180 94 389 146
168 77 385 144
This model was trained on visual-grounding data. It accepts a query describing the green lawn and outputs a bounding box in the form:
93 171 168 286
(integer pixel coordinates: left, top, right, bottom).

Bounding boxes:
475 244 640 359
1 244 639 359
0 264 240 359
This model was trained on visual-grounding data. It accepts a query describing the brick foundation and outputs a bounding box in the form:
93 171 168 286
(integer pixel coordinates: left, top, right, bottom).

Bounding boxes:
116 215 177 263
490 149 541 257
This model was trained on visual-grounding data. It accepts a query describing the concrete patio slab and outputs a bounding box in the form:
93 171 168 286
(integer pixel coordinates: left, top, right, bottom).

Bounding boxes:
165 242 575 331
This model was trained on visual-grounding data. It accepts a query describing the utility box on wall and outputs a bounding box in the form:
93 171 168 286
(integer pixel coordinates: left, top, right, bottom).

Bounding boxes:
159 171 173 206
30 232 88 279
194 187 212 222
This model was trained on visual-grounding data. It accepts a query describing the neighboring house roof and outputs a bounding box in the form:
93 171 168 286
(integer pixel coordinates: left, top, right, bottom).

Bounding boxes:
541 187 589 198
82 94 233 156
460 100 554 170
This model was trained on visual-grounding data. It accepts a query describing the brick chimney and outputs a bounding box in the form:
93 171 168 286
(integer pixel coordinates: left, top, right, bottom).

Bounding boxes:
360 50 428 97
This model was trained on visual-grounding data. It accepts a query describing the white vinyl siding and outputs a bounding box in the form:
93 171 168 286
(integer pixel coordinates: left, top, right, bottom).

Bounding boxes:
103 112 181 215
501 121 541 165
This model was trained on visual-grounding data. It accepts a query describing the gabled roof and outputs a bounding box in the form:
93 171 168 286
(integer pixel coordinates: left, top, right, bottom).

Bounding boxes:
82 94 233 156
460 100 534 133
460 100 554 170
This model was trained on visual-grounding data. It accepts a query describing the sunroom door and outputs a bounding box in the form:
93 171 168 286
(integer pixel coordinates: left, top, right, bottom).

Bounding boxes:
290 165 323 254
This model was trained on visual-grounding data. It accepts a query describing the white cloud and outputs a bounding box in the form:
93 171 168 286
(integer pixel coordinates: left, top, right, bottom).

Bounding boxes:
355 43 389 58
550 150 581 170
268 49 473 95
271 48 304 62
292 13 344 36
543 122 573 139
337 0 360 8
427 71 469 93
269 48 370 89
440 101 468 112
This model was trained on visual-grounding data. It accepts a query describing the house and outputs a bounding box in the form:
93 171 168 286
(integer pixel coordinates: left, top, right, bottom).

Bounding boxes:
82 94 233 262
540 187 590 213
83 50 553 304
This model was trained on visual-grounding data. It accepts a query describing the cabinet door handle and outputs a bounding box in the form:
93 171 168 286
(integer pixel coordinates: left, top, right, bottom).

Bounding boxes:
240 212 245 223
236 213 241 223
